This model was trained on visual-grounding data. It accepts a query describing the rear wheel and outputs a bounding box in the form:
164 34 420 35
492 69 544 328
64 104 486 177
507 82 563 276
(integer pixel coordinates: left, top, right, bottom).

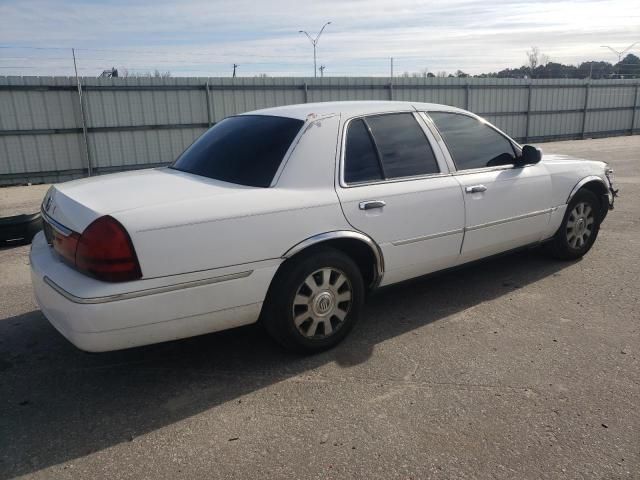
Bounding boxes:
262 247 364 353
547 189 601 260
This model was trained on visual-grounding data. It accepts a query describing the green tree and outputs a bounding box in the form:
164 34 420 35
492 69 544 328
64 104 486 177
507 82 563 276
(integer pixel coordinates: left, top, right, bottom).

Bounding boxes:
615 54 640 78
577 61 614 79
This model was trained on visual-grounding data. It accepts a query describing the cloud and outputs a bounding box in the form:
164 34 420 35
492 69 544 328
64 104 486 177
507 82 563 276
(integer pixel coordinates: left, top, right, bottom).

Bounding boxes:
0 0 638 76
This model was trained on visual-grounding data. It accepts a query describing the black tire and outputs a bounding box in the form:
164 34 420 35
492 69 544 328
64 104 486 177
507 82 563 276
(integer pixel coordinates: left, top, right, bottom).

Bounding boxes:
547 189 602 260
262 247 365 353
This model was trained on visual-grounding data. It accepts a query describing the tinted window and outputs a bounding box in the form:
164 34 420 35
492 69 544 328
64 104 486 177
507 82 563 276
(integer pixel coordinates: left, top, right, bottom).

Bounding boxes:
344 119 383 184
171 115 303 187
429 112 516 170
366 113 439 179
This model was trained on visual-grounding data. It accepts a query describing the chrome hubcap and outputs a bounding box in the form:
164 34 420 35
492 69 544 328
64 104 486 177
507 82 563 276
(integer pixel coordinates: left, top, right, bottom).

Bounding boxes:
292 268 352 339
566 201 594 249
312 291 335 316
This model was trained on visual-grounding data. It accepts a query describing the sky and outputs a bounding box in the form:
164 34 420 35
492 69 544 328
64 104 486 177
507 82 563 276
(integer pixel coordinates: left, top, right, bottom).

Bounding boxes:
0 0 638 77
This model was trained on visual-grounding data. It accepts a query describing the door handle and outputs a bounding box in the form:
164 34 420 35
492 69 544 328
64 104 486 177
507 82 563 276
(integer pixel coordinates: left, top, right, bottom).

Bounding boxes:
465 185 487 194
359 200 386 210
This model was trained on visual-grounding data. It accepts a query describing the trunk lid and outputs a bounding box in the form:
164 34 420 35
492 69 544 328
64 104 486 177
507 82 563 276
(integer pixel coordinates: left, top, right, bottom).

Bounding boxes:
43 167 253 233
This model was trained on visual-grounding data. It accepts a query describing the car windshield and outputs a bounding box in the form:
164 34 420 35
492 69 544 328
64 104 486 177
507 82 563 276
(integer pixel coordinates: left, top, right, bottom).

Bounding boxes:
171 115 304 187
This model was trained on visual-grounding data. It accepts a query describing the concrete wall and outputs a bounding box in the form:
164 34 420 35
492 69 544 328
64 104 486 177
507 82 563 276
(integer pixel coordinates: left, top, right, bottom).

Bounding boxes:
1 76 638 185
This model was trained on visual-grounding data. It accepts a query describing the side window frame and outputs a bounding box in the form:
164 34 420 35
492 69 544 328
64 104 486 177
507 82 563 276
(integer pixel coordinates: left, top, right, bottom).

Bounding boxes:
339 111 452 188
424 111 522 174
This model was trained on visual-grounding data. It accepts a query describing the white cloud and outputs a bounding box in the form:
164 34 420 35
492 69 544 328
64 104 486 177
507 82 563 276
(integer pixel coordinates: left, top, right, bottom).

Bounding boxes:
0 0 638 76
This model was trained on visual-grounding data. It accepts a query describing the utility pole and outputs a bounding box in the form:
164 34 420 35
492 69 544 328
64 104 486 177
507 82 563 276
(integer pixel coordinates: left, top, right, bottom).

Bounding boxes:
319 65 325 77
390 57 394 79
72 48 92 177
232 63 238 77
299 21 331 78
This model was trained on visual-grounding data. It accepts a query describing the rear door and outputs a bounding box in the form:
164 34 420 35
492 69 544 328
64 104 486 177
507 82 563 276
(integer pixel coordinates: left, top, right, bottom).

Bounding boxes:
336 111 465 286
427 111 552 263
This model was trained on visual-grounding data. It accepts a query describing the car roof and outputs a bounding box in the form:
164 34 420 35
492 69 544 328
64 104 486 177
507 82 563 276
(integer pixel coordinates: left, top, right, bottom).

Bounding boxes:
241 101 469 121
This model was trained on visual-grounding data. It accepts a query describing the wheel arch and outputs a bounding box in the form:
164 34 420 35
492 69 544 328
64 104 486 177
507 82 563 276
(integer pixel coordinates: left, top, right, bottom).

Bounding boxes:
566 176 610 218
281 231 385 289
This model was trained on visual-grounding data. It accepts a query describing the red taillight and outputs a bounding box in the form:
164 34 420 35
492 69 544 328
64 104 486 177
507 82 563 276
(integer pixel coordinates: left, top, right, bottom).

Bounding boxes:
74 216 142 282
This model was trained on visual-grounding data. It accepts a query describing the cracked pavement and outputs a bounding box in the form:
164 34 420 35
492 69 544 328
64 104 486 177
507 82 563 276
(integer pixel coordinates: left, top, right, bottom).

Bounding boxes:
0 136 639 479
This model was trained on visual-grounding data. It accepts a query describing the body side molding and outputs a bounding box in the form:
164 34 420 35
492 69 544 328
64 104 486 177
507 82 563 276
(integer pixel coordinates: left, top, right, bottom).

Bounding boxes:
44 270 253 304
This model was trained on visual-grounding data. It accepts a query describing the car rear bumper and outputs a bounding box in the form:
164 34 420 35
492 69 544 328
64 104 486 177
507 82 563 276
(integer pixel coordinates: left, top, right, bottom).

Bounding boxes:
30 232 279 352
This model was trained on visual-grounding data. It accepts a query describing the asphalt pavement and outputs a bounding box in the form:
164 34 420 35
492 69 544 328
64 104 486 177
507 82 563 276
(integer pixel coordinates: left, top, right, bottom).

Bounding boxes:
0 136 638 479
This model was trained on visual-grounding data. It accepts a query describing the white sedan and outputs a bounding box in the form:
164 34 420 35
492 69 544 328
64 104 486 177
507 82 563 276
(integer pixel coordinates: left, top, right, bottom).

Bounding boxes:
31 101 617 353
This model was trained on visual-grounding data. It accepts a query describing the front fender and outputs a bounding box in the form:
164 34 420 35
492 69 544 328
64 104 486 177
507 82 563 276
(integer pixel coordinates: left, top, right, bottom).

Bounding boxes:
566 176 609 204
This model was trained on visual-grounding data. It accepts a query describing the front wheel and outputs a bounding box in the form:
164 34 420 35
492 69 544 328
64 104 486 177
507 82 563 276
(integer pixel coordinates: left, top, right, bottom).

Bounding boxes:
546 189 602 260
262 247 365 353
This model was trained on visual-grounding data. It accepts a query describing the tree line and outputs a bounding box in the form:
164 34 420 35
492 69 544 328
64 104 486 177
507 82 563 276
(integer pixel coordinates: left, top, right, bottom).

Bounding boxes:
101 47 640 79
401 47 640 79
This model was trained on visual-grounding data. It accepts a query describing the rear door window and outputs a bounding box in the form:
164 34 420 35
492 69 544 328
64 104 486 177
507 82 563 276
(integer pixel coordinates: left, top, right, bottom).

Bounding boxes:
343 112 440 184
366 113 440 179
344 119 384 184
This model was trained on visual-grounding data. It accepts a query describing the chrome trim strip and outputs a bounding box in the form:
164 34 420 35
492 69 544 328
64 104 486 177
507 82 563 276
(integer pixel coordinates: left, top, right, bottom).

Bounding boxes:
416 112 458 173
283 230 385 288
40 208 73 237
43 270 253 305
392 228 464 246
343 172 451 188
390 206 560 246
567 176 607 203
417 111 444 143
466 208 552 232
451 164 521 176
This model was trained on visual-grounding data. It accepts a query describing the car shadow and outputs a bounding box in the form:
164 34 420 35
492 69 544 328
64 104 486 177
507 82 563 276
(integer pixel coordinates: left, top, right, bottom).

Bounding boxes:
0 249 572 478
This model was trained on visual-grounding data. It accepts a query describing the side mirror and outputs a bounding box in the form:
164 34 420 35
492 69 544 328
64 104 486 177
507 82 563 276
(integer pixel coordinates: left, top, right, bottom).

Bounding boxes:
517 145 542 166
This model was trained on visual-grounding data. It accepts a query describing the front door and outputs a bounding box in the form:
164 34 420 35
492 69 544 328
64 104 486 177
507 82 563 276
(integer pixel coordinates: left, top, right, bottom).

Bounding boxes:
427 111 552 263
336 111 465 286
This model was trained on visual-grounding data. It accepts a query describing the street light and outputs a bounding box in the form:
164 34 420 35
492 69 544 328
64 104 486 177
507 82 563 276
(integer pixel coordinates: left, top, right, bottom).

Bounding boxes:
299 21 331 78
600 42 639 63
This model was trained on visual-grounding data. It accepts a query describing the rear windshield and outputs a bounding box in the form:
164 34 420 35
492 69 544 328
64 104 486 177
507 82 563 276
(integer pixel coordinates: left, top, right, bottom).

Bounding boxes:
171 115 304 187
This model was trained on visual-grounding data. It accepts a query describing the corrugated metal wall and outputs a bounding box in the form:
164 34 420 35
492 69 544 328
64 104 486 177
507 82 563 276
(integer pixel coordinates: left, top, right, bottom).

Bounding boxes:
1 76 638 185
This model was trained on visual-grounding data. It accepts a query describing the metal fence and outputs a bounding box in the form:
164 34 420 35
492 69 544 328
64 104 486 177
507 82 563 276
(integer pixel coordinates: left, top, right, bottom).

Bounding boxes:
1 76 638 186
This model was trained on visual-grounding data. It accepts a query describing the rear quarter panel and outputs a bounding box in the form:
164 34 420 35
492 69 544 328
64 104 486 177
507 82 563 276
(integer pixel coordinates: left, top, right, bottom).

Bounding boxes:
117 115 349 279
